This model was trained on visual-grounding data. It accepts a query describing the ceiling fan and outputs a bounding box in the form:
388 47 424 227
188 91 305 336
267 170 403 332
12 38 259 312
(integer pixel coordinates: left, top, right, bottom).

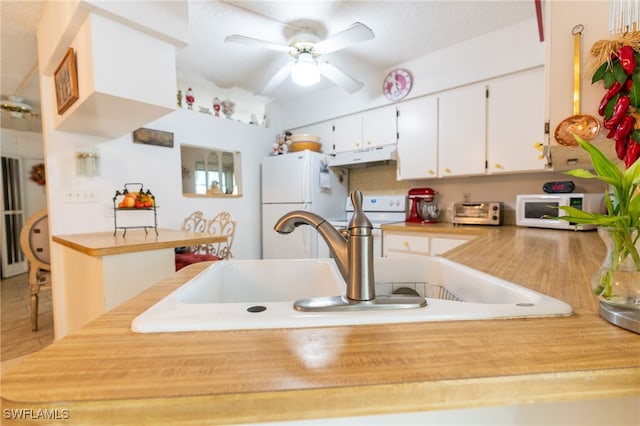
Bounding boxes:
225 22 374 94
0 96 40 119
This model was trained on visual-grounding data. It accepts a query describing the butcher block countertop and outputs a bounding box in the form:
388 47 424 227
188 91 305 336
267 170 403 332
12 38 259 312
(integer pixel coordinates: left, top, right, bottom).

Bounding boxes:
52 228 227 257
2 226 639 424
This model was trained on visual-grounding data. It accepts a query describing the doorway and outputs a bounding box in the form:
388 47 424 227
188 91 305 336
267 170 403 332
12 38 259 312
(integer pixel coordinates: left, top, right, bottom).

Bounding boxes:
1 155 27 277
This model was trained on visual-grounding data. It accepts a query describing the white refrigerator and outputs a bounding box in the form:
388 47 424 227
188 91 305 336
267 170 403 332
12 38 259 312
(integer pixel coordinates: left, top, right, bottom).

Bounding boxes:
261 150 348 259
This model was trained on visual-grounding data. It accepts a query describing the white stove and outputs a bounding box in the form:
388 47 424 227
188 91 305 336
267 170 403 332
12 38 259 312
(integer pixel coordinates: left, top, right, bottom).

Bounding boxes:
325 194 406 257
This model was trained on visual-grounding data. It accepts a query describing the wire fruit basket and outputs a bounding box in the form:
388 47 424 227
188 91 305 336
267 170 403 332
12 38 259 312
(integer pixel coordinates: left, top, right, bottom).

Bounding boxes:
112 183 158 236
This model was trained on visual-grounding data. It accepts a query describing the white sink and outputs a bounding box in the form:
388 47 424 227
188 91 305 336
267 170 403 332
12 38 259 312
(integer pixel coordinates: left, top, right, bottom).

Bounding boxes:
131 257 572 333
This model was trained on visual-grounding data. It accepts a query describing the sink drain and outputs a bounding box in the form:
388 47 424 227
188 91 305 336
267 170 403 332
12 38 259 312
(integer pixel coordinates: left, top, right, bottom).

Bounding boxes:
247 305 267 313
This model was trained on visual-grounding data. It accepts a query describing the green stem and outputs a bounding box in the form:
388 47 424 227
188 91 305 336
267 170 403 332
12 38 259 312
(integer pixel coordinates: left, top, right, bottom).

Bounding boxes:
599 227 640 299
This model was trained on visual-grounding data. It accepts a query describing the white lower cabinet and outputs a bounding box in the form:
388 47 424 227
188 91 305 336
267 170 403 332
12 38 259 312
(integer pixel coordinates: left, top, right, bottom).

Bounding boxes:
430 236 471 255
382 231 473 257
383 233 430 257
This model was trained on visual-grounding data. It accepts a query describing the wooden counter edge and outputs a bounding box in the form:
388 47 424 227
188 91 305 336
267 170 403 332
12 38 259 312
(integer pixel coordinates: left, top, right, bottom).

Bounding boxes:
51 233 226 257
2 367 637 425
381 222 490 236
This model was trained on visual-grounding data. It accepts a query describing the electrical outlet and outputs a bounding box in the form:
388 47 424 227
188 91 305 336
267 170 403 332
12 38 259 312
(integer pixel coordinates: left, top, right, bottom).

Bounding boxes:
64 189 98 203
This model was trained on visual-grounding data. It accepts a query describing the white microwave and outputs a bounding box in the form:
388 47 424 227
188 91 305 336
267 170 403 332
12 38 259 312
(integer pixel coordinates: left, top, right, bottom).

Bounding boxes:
516 193 605 230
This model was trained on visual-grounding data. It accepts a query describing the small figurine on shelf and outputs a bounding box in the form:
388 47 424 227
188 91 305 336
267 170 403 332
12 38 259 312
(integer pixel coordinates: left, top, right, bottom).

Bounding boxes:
212 97 221 117
185 87 195 110
177 89 183 108
272 133 289 155
221 98 235 118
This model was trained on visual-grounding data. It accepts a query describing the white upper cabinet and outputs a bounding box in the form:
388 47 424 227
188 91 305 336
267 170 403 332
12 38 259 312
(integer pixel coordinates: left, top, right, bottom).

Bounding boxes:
290 68 544 177
438 82 488 177
396 95 438 180
289 121 334 153
331 106 397 153
331 114 362 153
362 105 398 149
487 67 546 173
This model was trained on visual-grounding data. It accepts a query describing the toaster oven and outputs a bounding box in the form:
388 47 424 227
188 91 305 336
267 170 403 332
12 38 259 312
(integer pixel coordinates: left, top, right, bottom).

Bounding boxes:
452 202 502 225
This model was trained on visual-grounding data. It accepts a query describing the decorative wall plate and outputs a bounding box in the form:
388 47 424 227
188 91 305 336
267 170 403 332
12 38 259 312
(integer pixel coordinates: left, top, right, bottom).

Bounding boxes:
383 68 412 101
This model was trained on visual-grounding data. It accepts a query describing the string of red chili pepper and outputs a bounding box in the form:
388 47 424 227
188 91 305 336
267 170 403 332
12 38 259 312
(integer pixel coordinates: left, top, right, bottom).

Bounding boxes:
593 44 640 167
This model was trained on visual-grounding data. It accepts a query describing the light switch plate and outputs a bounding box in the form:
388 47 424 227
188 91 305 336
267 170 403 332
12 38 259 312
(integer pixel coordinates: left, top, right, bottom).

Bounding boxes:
64 189 97 203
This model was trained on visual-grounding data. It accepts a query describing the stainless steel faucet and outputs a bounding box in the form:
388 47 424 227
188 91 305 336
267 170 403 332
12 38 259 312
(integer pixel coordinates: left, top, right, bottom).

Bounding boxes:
274 190 427 312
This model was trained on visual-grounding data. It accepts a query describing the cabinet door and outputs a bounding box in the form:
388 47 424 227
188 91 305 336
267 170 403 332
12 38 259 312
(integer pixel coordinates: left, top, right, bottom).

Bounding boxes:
289 121 334 153
383 232 430 257
362 105 398 149
438 83 487 177
396 96 438 180
487 67 546 173
430 236 472 255
331 114 362 153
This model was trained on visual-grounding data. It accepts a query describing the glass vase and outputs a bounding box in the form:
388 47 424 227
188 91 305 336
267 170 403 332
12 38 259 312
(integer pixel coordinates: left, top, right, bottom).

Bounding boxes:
592 227 640 311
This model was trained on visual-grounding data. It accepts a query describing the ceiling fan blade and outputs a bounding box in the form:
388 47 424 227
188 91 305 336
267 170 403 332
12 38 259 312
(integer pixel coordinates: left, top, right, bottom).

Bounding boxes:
319 62 364 93
314 22 374 54
224 34 292 53
262 63 292 93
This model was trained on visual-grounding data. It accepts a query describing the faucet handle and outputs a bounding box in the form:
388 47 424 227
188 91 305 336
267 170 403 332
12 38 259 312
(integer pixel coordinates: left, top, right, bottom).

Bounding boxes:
349 190 372 230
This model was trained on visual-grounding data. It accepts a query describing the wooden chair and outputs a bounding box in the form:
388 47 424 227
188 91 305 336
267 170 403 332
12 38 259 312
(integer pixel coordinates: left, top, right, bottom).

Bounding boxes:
180 210 207 253
203 211 236 259
175 210 227 271
19 209 51 331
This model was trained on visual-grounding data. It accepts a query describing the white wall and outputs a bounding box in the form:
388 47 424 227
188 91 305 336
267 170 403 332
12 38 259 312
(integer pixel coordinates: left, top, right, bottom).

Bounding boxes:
44 108 274 259
546 0 610 137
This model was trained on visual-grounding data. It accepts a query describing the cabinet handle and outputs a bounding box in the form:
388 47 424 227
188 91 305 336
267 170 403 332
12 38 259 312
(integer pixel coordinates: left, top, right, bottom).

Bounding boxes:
428 169 435 175
494 163 503 169
403 241 410 250
444 167 451 174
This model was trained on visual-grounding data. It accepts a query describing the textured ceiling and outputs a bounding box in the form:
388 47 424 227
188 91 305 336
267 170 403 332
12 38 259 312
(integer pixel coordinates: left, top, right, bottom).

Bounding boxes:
1 0 536 132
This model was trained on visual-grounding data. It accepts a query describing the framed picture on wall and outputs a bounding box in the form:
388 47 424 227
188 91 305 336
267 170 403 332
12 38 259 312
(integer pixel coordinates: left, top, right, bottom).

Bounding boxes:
54 48 79 115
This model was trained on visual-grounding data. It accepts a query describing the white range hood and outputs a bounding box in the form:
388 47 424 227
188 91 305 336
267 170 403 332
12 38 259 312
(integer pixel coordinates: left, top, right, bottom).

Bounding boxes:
328 144 397 168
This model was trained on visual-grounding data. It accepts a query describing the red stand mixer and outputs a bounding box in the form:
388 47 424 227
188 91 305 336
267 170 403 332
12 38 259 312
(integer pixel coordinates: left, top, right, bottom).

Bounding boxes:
406 187 440 223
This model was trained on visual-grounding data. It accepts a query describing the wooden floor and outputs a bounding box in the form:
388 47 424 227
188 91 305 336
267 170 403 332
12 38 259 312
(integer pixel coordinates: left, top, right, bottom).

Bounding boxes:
1 273 54 365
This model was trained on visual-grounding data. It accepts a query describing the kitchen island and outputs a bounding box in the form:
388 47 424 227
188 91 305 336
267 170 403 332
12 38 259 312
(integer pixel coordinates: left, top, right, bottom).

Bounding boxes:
2 226 638 424
49 229 227 338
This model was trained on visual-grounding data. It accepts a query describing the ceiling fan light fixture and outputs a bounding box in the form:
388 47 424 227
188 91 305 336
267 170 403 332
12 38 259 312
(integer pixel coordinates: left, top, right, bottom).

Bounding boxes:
1 96 32 114
291 52 320 86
